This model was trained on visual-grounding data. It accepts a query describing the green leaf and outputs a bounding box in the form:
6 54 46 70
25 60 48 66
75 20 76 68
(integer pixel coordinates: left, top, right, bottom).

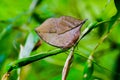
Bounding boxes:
108 0 120 31
83 57 94 80
114 0 120 12
7 48 65 72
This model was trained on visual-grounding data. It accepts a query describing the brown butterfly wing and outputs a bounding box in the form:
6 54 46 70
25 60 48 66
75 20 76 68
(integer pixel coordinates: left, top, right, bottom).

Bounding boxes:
54 26 81 48
35 16 86 49
35 18 58 33
56 16 83 34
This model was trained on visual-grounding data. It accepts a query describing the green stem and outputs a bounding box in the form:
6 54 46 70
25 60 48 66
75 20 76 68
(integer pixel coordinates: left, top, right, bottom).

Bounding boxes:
89 13 119 57
7 48 65 72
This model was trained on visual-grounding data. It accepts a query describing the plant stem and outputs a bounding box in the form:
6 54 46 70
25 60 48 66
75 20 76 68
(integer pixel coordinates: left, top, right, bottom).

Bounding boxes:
7 48 65 72
62 47 74 80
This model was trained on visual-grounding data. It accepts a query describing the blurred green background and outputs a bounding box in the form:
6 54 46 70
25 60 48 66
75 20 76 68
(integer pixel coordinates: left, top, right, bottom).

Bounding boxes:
0 0 120 80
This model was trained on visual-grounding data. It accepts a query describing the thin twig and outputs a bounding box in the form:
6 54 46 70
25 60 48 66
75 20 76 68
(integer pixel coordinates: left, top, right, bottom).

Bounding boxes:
62 47 74 80
1 72 10 80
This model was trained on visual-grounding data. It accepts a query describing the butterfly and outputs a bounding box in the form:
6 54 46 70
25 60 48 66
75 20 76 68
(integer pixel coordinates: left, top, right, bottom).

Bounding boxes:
35 16 86 49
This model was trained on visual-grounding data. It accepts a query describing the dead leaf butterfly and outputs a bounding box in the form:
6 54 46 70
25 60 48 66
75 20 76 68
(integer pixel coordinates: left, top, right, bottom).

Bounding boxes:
35 16 86 49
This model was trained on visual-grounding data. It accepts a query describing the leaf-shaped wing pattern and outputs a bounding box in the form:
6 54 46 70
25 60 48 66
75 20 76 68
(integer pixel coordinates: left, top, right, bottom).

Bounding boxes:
35 16 86 49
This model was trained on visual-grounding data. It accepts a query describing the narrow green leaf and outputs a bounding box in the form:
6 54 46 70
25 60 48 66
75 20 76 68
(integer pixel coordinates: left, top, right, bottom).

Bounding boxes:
7 48 65 72
0 24 12 40
114 0 120 12
83 56 94 80
108 0 120 31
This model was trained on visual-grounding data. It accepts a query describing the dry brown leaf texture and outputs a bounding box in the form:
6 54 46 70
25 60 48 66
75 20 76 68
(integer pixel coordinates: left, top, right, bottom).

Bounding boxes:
35 16 86 49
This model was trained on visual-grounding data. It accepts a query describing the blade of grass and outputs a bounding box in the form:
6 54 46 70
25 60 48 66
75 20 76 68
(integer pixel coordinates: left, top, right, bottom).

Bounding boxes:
17 32 39 80
7 48 65 72
82 13 118 80
83 56 94 80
